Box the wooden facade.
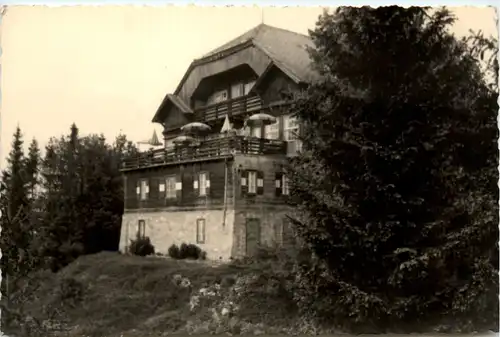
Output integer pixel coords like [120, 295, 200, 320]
[120, 24, 315, 259]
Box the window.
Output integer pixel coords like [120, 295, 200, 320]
[244, 80, 256, 95]
[264, 118, 279, 140]
[198, 172, 210, 196]
[242, 170, 264, 196]
[283, 114, 299, 141]
[137, 220, 146, 238]
[196, 218, 206, 244]
[282, 175, 290, 195]
[231, 83, 244, 99]
[208, 89, 228, 105]
[140, 179, 149, 200]
[166, 176, 176, 199]
[248, 171, 257, 194]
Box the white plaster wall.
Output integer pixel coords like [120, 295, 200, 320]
[119, 209, 235, 261]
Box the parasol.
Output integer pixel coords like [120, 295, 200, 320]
[172, 135, 196, 146]
[180, 122, 211, 134]
[220, 114, 235, 134]
[245, 113, 277, 128]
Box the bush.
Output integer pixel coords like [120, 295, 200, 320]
[128, 236, 155, 257]
[176, 242, 206, 260]
[168, 244, 180, 259]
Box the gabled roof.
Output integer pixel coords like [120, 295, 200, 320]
[153, 24, 318, 125]
[174, 24, 318, 96]
[152, 94, 192, 123]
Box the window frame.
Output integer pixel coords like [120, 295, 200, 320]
[196, 218, 206, 244]
[140, 179, 149, 201]
[248, 170, 257, 194]
[282, 174, 290, 195]
[165, 175, 177, 199]
[231, 83, 244, 99]
[283, 115, 299, 141]
[137, 219, 146, 239]
[208, 89, 228, 105]
[199, 171, 208, 197]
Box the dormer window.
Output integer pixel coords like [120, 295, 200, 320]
[231, 83, 244, 99]
[208, 89, 228, 105]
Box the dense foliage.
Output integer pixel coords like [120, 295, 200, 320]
[0, 123, 139, 333]
[168, 243, 207, 260]
[129, 236, 156, 257]
[287, 6, 498, 333]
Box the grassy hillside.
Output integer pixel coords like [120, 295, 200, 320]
[8, 251, 317, 337]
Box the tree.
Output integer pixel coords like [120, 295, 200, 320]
[0, 127, 41, 330]
[4, 126, 28, 221]
[287, 6, 498, 333]
[25, 138, 41, 202]
[0, 126, 34, 276]
[38, 126, 139, 271]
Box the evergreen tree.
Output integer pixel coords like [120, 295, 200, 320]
[38, 126, 137, 270]
[4, 126, 28, 221]
[0, 127, 33, 276]
[288, 6, 498, 332]
[25, 138, 41, 203]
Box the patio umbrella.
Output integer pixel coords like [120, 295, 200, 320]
[172, 135, 196, 146]
[245, 113, 277, 127]
[181, 122, 211, 134]
[220, 114, 235, 134]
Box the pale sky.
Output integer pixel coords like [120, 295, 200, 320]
[0, 6, 497, 166]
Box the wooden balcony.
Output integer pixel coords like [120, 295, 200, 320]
[121, 135, 286, 171]
[194, 95, 261, 123]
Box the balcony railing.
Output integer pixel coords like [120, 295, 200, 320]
[122, 135, 286, 170]
[194, 95, 262, 122]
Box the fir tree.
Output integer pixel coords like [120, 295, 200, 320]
[25, 138, 41, 203]
[288, 6, 498, 332]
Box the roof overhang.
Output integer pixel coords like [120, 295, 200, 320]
[173, 39, 307, 99]
[173, 39, 255, 97]
[151, 94, 192, 124]
[249, 61, 303, 96]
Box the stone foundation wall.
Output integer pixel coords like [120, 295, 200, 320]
[120, 208, 235, 261]
[232, 205, 293, 258]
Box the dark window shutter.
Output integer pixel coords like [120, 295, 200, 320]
[275, 173, 283, 197]
[176, 174, 182, 200]
[150, 178, 158, 200]
[240, 170, 248, 196]
[145, 179, 150, 200]
[256, 171, 264, 195]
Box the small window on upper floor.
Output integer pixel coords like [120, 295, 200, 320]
[283, 115, 300, 141]
[207, 89, 228, 105]
[231, 83, 244, 99]
[136, 179, 149, 200]
[275, 173, 289, 196]
[194, 172, 211, 197]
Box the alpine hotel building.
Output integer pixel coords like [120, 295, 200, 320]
[119, 24, 318, 260]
